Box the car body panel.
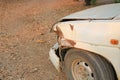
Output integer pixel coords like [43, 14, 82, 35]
[63, 3, 120, 20]
[114, 14, 120, 20]
[50, 3, 120, 80]
[49, 43, 60, 71]
[49, 42, 120, 79]
[52, 20, 120, 79]
[53, 21, 120, 47]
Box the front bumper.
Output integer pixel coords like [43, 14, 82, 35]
[49, 43, 60, 71]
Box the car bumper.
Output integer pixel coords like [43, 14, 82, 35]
[49, 43, 60, 71]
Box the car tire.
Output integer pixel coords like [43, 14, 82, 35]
[64, 49, 117, 80]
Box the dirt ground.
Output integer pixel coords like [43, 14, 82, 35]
[0, 0, 95, 80]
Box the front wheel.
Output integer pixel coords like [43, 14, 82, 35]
[64, 49, 117, 80]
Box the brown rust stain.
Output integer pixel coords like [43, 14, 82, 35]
[66, 39, 76, 46]
[55, 26, 64, 37]
[69, 24, 74, 31]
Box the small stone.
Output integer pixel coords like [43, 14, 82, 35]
[30, 68, 38, 73]
[36, 39, 46, 43]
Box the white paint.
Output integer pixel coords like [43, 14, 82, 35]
[51, 3, 120, 79]
[63, 3, 120, 20]
[49, 43, 60, 71]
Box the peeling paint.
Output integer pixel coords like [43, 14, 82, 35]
[66, 39, 76, 46]
[50, 3, 120, 79]
[55, 26, 64, 38]
[69, 24, 74, 31]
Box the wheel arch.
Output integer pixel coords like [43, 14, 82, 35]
[60, 47, 118, 80]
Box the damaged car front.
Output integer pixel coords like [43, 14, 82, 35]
[49, 3, 120, 80]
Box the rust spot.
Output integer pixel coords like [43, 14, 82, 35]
[55, 26, 64, 37]
[69, 24, 74, 31]
[66, 39, 76, 46]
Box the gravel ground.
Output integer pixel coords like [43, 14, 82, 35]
[0, 0, 94, 80]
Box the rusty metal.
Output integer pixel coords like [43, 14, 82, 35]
[66, 39, 76, 46]
[55, 26, 64, 38]
[50, 3, 120, 80]
[72, 59, 94, 80]
[69, 24, 74, 31]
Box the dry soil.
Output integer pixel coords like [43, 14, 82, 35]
[0, 0, 94, 80]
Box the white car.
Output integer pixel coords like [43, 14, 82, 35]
[49, 3, 120, 80]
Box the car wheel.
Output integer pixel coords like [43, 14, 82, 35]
[64, 49, 117, 80]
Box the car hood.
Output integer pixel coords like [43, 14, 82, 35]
[61, 3, 120, 21]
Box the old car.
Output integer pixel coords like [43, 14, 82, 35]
[49, 3, 120, 80]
